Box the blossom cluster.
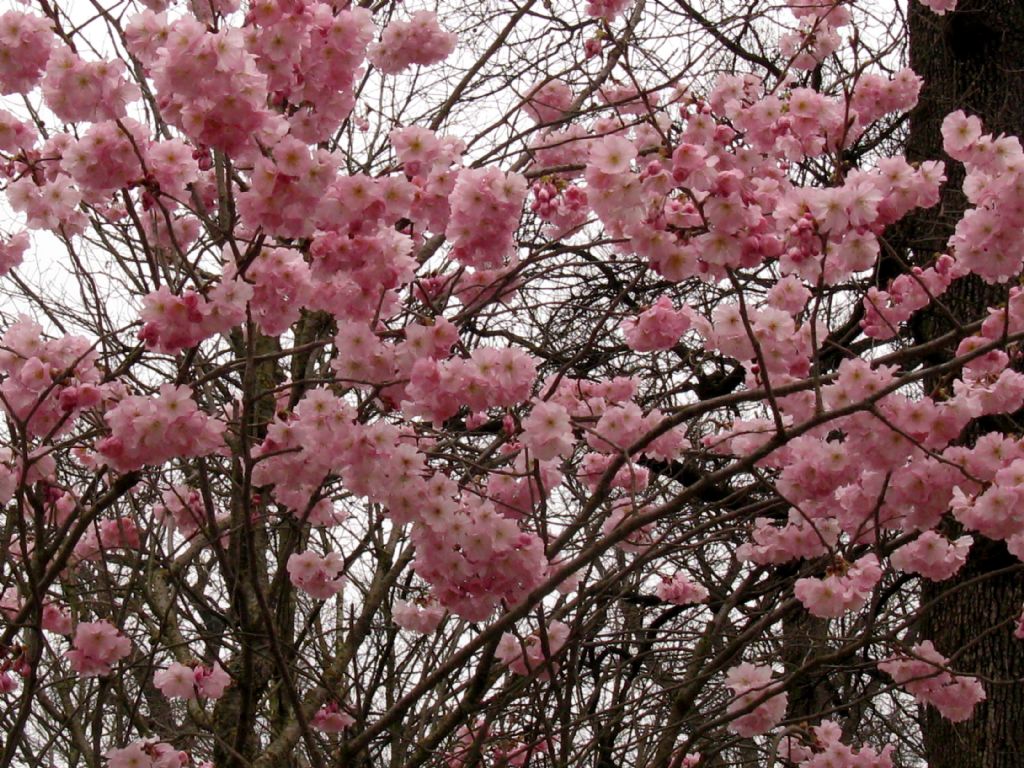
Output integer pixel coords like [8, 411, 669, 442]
[444, 722, 554, 768]
[919, 0, 957, 15]
[621, 296, 695, 352]
[245, 246, 315, 334]
[393, 598, 446, 634]
[739, 512, 840, 565]
[0, 317, 104, 437]
[154, 661, 230, 700]
[129, 14, 283, 155]
[552, 70, 939, 296]
[950, 455, 1024, 554]
[72, 517, 141, 563]
[525, 376, 686, 503]
[286, 550, 346, 599]
[585, 0, 633, 21]
[943, 110, 1024, 282]
[781, 2, 859, 71]
[520, 399, 574, 461]
[793, 554, 882, 618]
[245, 3, 374, 141]
[138, 276, 252, 354]
[105, 740, 188, 768]
[402, 346, 537, 425]
[6, 173, 86, 235]
[524, 80, 574, 124]
[879, 641, 986, 722]
[446, 167, 527, 269]
[252, 388, 357, 516]
[237, 140, 326, 236]
[65, 620, 132, 677]
[63, 120, 149, 200]
[153, 485, 208, 538]
[655, 572, 709, 605]
[0, 591, 72, 639]
[781, 720, 895, 768]
[368, 12, 457, 75]
[0, 109, 34, 153]
[0, 11, 54, 95]
[724, 662, 788, 737]
[97, 385, 225, 472]
[0, 0, 1019, 755]
[861, 255, 962, 340]
[861, 111, 1024, 338]
[411, 495, 549, 621]
[496, 620, 570, 679]
[250, 387, 550, 619]
[602, 502, 656, 553]
[715, 296, 1024, 599]
[890, 532, 972, 581]
[42, 46, 139, 123]
[311, 701, 354, 733]
[530, 179, 589, 237]
[42, 603, 72, 635]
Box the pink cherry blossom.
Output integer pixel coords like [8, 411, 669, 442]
[0, 317, 104, 437]
[286, 550, 346, 599]
[942, 110, 983, 160]
[918, 0, 957, 15]
[0, 0, 1019, 760]
[724, 662, 788, 737]
[794, 554, 882, 618]
[589, 134, 637, 176]
[497, 620, 570, 680]
[891, 532, 972, 581]
[154, 662, 198, 700]
[146, 16, 283, 155]
[42, 47, 139, 123]
[0, 11, 54, 95]
[586, 0, 634, 21]
[0, 109, 35, 153]
[195, 663, 230, 699]
[879, 641, 985, 722]
[41, 603, 72, 635]
[105, 740, 187, 768]
[393, 598, 446, 634]
[153, 485, 207, 538]
[521, 399, 574, 461]
[155, 661, 230, 700]
[446, 167, 527, 269]
[621, 296, 693, 352]
[783, 720, 895, 768]
[369, 12, 457, 75]
[66, 621, 132, 677]
[311, 702, 354, 733]
[524, 80, 575, 124]
[97, 385, 225, 472]
[655, 573, 709, 605]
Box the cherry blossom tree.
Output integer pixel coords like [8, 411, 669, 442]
[0, 0, 1021, 767]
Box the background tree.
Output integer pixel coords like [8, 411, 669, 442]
[903, 2, 1024, 765]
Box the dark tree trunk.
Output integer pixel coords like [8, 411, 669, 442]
[920, 538, 1024, 768]
[781, 565, 833, 722]
[905, 2, 1024, 766]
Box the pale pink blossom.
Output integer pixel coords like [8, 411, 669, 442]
[66, 621, 131, 677]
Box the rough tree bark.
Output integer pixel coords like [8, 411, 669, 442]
[905, 2, 1024, 766]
